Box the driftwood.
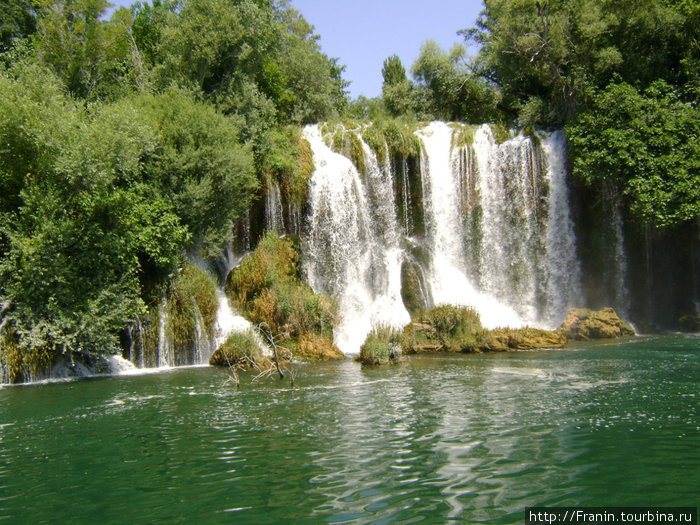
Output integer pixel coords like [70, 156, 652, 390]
[257, 322, 285, 380]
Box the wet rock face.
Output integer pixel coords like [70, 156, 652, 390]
[558, 307, 636, 340]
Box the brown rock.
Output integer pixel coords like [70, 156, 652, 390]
[558, 307, 635, 341]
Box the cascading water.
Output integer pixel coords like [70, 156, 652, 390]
[213, 289, 270, 356]
[417, 122, 524, 329]
[157, 296, 174, 367]
[605, 188, 631, 320]
[540, 130, 582, 325]
[302, 121, 584, 350]
[303, 125, 410, 354]
[265, 179, 285, 233]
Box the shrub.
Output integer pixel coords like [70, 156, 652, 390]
[226, 232, 340, 360]
[209, 331, 267, 368]
[359, 327, 402, 365]
[401, 305, 482, 353]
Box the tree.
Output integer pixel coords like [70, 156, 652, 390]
[156, 0, 346, 138]
[411, 40, 497, 122]
[0, 0, 36, 52]
[34, 0, 135, 100]
[381, 54, 415, 117]
[567, 80, 700, 227]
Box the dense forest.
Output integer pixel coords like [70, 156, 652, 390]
[0, 0, 698, 380]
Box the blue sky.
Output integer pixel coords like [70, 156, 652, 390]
[107, 0, 484, 99]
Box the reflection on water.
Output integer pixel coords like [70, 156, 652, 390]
[0, 336, 698, 524]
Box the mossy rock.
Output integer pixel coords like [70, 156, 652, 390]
[209, 332, 269, 368]
[358, 328, 402, 365]
[558, 307, 636, 340]
[291, 332, 344, 362]
[477, 327, 566, 352]
[401, 305, 483, 354]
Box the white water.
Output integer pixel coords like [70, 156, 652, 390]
[418, 122, 524, 329]
[213, 289, 270, 357]
[303, 125, 410, 354]
[540, 130, 582, 325]
[157, 296, 174, 368]
[265, 179, 285, 233]
[302, 122, 584, 350]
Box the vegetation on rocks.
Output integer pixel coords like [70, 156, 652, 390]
[558, 308, 635, 341]
[358, 327, 402, 366]
[226, 232, 340, 361]
[209, 331, 268, 369]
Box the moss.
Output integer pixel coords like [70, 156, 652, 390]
[167, 263, 217, 364]
[401, 305, 483, 353]
[359, 327, 402, 365]
[519, 125, 542, 149]
[400, 305, 567, 355]
[258, 126, 313, 207]
[209, 331, 268, 368]
[490, 122, 511, 144]
[451, 123, 476, 148]
[363, 118, 421, 163]
[558, 307, 635, 340]
[226, 232, 340, 359]
[291, 332, 344, 362]
[0, 330, 56, 384]
[478, 327, 566, 352]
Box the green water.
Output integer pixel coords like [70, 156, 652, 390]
[1, 336, 698, 524]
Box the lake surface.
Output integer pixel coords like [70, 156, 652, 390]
[1, 336, 698, 524]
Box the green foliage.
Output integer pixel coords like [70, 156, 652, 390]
[362, 118, 421, 164]
[257, 126, 313, 205]
[401, 305, 483, 353]
[156, 0, 347, 138]
[567, 81, 700, 227]
[359, 327, 401, 366]
[167, 263, 218, 353]
[0, 0, 36, 52]
[34, 0, 136, 100]
[411, 40, 499, 123]
[227, 232, 337, 346]
[463, 0, 699, 126]
[209, 331, 266, 368]
[120, 90, 257, 256]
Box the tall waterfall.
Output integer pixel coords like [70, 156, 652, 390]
[302, 122, 583, 352]
[417, 123, 524, 329]
[303, 125, 410, 354]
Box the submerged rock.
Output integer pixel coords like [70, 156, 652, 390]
[558, 307, 635, 340]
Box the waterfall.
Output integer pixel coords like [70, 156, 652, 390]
[417, 122, 524, 329]
[213, 289, 270, 356]
[265, 179, 285, 233]
[193, 308, 212, 365]
[157, 296, 174, 368]
[607, 190, 631, 319]
[296, 122, 586, 350]
[303, 125, 410, 354]
[540, 130, 582, 325]
[213, 289, 254, 347]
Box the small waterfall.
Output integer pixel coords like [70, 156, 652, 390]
[265, 179, 285, 233]
[213, 289, 269, 356]
[540, 130, 582, 325]
[416, 122, 523, 329]
[214, 289, 253, 347]
[607, 189, 631, 319]
[157, 296, 174, 368]
[193, 308, 212, 365]
[303, 125, 410, 354]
